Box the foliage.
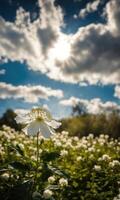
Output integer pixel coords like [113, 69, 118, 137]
[0, 109, 22, 131]
[59, 113, 120, 138]
[0, 125, 120, 200]
[72, 102, 87, 116]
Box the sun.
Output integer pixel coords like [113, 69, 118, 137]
[49, 38, 71, 61]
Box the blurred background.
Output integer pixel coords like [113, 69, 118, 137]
[0, 106, 120, 138]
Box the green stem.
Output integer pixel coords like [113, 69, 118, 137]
[36, 131, 39, 171]
[34, 132, 39, 188]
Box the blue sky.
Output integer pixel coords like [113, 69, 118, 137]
[0, 0, 120, 118]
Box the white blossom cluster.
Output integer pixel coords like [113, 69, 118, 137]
[0, 125, 120, 199]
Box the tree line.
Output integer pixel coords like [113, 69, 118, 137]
[59, 103, 120, 138]
[0, 108, 120, 138]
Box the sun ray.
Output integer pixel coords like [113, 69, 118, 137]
[49, 37, 71, 61]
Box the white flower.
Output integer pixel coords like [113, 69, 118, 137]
[88, 147, 95, 152]
[76, 156, 83, 162]
[97, 149, 100, 153]
[15, 108, 61, 137]
[88, 134, 94, 139]
[31, 155, 36, 161]
[94, 165, 101, 171]
[109, 160, 120, 167]
[1, 173, 10, 180]
[43, 189, 53, 199]
[61, 131, 69, 136]
[59, 178, 68, 187]
[18, 143, 24, 150]
[105, 135, 109, 139]
[89, 154, 94, 159]
[102, 154, 111, 161]
[73, 136, 79, 142]
[60, 149, 68, 156]
[13, 141, 18, 146]
[54, 141, 62, 147]
[48, 176, 56, 183]
[64, 141, 72, 148]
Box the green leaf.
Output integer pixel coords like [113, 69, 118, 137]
[48, 165, 70, 178]
[32, 191, 42, 200]
[9, 161, 30, 171]
[46, 185, 59, 190]
[16, 144, 24, 156]
[50, 197, 56, 200]
[41, 151, 60, 162]
[7, 145, 18, 153]
[0, 168, 9, 173]
[8, 180, 33, 200]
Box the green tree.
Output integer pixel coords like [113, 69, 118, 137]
[72, 102, 87, 116]
[0, 109, 22, 131]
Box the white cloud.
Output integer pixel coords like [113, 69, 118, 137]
[60, 96, 80, 107]
[53, 0, 120, 85]
[0, 0, 120, 85]
[60, 97, 120, 114]
[0, 82, 63, 103]
[0, 69, 5, 75]
[106, 0, 120, 36]
[79, 0, 101, 18]
[114, 85, 120, 99]
[73, 14, 78, 19]
[43, 104, 50, 111]
[0, 0, 65, 74]
[14, 108, 29, 115]
[79, 82, 88, 87]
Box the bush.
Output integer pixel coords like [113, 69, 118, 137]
[59, 113, 120, 138]
[0, 125, 120, 200]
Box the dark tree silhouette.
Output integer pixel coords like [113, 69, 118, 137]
[0, 109, 22, 131]
[72, 102, 87, 116]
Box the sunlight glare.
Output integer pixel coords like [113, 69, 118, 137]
[49, 38, 71, 61]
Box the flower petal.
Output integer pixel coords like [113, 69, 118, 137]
[15, 114, 32, 124]
[22, 126, 29, 135]
[22, 121, 52, 137]
[45, 120, 61, 129]
[39, 122, 53, 138]
[23, 121, 41, 136]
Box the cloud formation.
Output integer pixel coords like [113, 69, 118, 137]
[0, 0, 120, 85]
[0, 0, 65, 74]
[0, 69, 5, 75]
[114, 85, 120, 99]
[60, 97, 120, 114]
[79, 0, 101, 19]
[0, 82, 63, 103]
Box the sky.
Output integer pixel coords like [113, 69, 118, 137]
[0, 0, 120, 119]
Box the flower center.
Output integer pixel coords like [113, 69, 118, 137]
[36, 117, 43, 122]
